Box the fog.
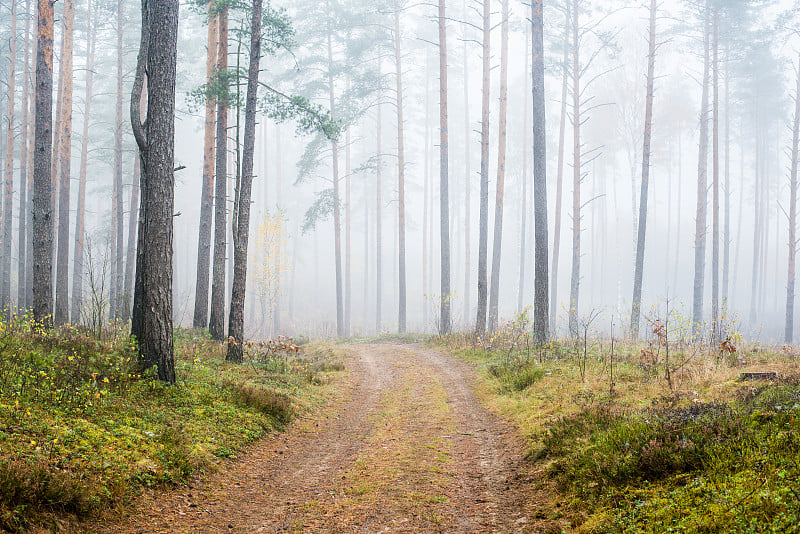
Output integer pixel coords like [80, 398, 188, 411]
[3, 0, 800, 342]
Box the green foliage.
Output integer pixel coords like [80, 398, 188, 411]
[0, 320, 342, 531]
[301, 188, 336, 233]
[261, 92, 340, 140]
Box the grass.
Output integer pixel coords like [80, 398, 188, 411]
[433, 317, 800, 533]
[0, 317, 344, 532]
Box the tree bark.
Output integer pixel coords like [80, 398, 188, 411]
[475, 0, 490, 336]
[710, 6, 720, 341]
[2, 0, 17, 316]
[630, 0, 657, 338]
[226, 0, 262, 363]
[193, 3, 218, 329]
[33, 0, 55, 324]
[395, 0, 407, 334]
[209, 6, 228, 340]
[345, 114, 351, 336]
[518, 27, 529, 315]
[438, 0, 450, 335]
[123, 156, 140, 321]
[71, 0, 96, 322]
[462, 4, 471, 327]
[786, 53, 800, 344]
[568, 0, 581, 337]
[17, 0, 32, 311]
[692, 4, 711, 337]
[722, 44, 730, 307]
[54, 0, 75, 324]
[131, 0, 178, 383]
[532, 0, 548, 344]
[550, 5, 569, 332]
[375, 62, 382, 333]
[488, 0, 508, 333]
[326, 25, 344, 338]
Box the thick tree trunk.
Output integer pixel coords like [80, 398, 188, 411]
[1, 0, 17, 316]
[438, 0, 450, 335]
[785, 54, 800, 344]
[692, 5, 711, 337]
[550, 5, 569, 332]
[630, 0, 657, 338]
[395, 1, 407, 334]
[17, 0, 32, 311]
[33, 0, 55, 324]
[193, 3, 218, 329]
[568, 0, 580, 337]
[487, 0, 508, 333]
[209, 7, 228, 340]
[71, 0, 96, 322]
[226, 0, 262, 363]
[54, 0, 75, 324]
[475, 0, 490, 336]
[131, 0, 178, 383]
[531, 0, 548, 344]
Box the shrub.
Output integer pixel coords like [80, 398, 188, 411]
[228, 383, 294, 425]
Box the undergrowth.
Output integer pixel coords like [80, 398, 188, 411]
[0, 317, 344, 532]
[433, 313, 800, 533]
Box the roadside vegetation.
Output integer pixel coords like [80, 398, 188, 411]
[435, 309, 800, 533]
[0, 317, 343, 532]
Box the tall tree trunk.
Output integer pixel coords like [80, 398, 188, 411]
[710, 6, 720, 341]
[518, 27, 530, 315]
[54, 0, 75, 324]
[722, 44, 730, 306]
[25, 43, 35, 311]
[33, 0, 55, 324]
[226, 0, 262, 362]
[272, 124, 282, 334]
[345, 115, 351, 335]
[488, 0, 508, 333]
[71, 0, 96, 322]
[17, 0, 32, 311]
[375, 63, 382, 333]
[550, 5, 569, 332]
[131, 0, 178, 383]
[209, 6, 228, 340]
[630, 0, 657, 338]
[326, 27, 344, 338]
[2, 0, 17, 316]
[423, 56, 430, 329]
[475, 0, 490, 336]
[786, 53, 800, 344]
[462, 6, 471, 327]
[692, 4, 711, 337]
[438, 0, 450, 335]
[193, 3, 218, 329]
[532, 0, 548, 344]
[110, 0, 124, 319]
[394, 0, 407, 333]
[123, 157, 140, 321]
[568, 0, 580, 337]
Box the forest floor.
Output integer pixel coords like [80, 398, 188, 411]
[75, 343, 556, 533]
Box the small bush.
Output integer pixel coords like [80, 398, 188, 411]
[229, 383, 294, 425]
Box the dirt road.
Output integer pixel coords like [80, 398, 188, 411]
[84, 343, 550, 533]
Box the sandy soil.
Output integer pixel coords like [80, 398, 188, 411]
[76, 343, 555, 533]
